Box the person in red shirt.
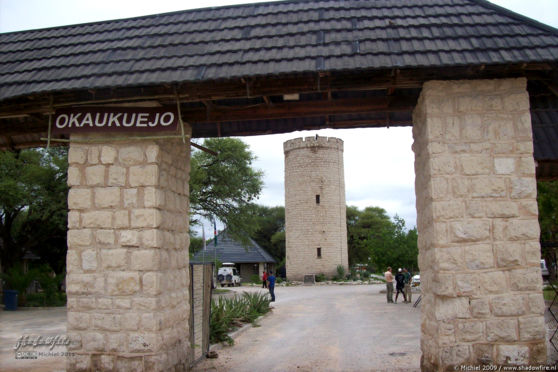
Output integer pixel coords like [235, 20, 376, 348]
[262, 271, 268, 288]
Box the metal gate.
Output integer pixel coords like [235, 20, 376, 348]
[189, 263, 213, 366]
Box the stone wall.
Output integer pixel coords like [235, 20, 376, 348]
[284, 136, 349, 281]
[66, 134, 191, 371]
[413, 78, 546, 369]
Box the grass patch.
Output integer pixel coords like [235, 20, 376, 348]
[544, 289, 556, 301]
[213, 289, 232, 295]
[210, 291, 271, 345]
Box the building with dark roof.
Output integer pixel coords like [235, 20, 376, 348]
[190, 230, 276, 282]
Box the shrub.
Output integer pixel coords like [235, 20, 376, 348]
[315, 273, 327, 282]
[250, 274, 262, 284]
[210, 291, 271, 345]
[336, 265, 346, 279]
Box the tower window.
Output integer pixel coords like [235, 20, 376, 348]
[317, 247, 322, 258]
[316, 194, 320, 204]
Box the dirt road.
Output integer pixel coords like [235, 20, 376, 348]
[195, 284, 421, 372]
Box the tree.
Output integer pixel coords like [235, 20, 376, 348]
[250, 205, 285, 262]
[189, 138, 264, 237]
[0, 148, 68, 274]
[538, 180, 558, 280]
[346, 206, 418, 273]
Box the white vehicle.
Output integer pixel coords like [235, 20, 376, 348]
[217, 263, 242, 287]
[541, 260, 549, 278]
[411, 274, 420, 287]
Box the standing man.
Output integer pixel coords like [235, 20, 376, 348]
[403, 268, 412, 303]
[267, 271, 276, 302]
[394, 268, 407, 304]
[384, 267, 394, 303]
[262, 270, 268, 289]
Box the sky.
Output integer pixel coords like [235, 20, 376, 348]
[1, 0, 557, 234]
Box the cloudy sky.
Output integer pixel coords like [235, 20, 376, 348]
[1, 0, 557, 233]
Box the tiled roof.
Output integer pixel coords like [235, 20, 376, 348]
[190, 230, 276, 264]
[1, 0, 558, 101]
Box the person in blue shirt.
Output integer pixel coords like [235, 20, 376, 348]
[267, 271, 276, 302]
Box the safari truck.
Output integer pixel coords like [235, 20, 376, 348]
[217, 263, 241, 287]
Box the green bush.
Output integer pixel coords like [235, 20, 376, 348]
[1, 264, 65, 307]
[361, 271, 370, 279]
[210, 291, 271, 345]
[249, 274, 262, 284]
[315, 273, 327, 282]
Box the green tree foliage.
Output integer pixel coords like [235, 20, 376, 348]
[538, 180, 558, 243]
[189, 138, 264, 237]
[346, 206, 418, 273]
[538, 180, 558, 279]
[250, 205, 285, 262]
[0, 148, 68, 273]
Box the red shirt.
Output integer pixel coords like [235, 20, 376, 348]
[262, 272, 268, 281]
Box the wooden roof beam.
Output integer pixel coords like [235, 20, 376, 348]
[181, 96, 416, 123]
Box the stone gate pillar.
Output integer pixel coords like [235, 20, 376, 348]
[65, 133, 191, 371]
[413, 78, 546, 370]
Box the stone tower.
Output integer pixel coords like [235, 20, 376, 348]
[284, 136, 349, 281]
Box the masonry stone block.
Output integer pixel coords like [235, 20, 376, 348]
[470, 298, 491, 318]
[131, 208, 162, 228]
[67, 166, 82, 186]
[511, 178, 537, 199]
[129, 164, 159, 186]
[486, 319, 518, 342]
[68, 189, 92, 209]
[473, 343, 494, 364]
[461, 156, 491, 175]
[141, 229, 164, 248]
[507, 219, 540, 240]
[450, 222, 490, 243]
[123, 188, 138, 207]
[131, 250, 161, 271]
[519, 316, 545, 341]
[81, 250, 97, 271]
[470, 178, 506, 198]
[494, 158, 515, 174]
[107, 272, 140, 295]
[68, 229, 92, 247]
[496, 345, 529, 365]
[143, 272, 162, 296]
[95, 230, 115, 245]
[491, 295, 525, 316]
[102, 249, 127, 269]
[100, 146, 117, 164]
[94, 187, 120, 208]
[82, 211, 112, 228]
[479, 271, 507, 294]
[114, 210, 129, 228]
[509, 268, 542, 291]
[434, 297, 470, 321]
[495, 242, 522, 267]
[464, 244, 494, 269]
[121, 313, 140, 331]
[85, 165, 105, 186]
[118, 146, 145, 166]
[107, 166, 126, 186]
[120, 230, 139, 246]
[455, 273, 477, 296]
[93, 313, 121, 331]
[69, 147, 87, 164]
[457, 321, 484, 342]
